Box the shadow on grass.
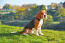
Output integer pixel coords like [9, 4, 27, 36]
[0, 33, 36, 37]
[0, 32, 23, 37]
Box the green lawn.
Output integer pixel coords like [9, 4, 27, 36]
[0, 25, 65, 43]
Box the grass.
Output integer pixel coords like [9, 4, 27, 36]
[0, 25, 65, 43]
[52, 22, 60, 24]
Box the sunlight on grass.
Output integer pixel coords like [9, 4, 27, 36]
[52, 22, 60, 24]
[0, 25, 65, 43]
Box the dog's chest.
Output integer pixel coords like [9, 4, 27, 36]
[38, 19, 43, 26]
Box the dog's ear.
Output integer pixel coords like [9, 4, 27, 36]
[36, 10, 44, 19]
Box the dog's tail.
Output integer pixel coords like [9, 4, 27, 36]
[10, 31, 24, 34]
[11, 31, 17, 33]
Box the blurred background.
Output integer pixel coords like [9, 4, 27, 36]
[0, 0, 65, 30]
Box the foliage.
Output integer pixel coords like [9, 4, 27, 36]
[37, 5, 46, 10]
[43, 15, 53, 28]
[3, 4, 12, 9]
[55, 17, 65, 30]
[63, 2, 65, 8]
[47, 6, 65, 21]
[2, 5, 47, 20]
[15, 5, 46, 20]
[56, 6, 65, 17]
[12, 5, 20, 10]
[16, 6, 26, 11]
[51, 3, 58, 9]
[1, 4, 65, 30]
[0, 21, 2, 25]
[47, 9, 57, 20]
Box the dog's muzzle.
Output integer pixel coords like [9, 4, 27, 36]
[43, 13, 47, 18]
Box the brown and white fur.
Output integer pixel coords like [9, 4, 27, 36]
[11, 10, 47, 36]
[21, 10, 47, 36]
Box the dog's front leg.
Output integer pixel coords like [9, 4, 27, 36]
[36, 29, 39, 36]
[39, 27, 44, 35]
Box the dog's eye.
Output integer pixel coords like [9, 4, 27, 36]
[43, 13, 45, 16]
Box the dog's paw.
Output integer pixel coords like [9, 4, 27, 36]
[36, 34, 39, 36]
[40, 33, 44, 36]
[36, 35, 39, 36]
[23, 33, 28, 35]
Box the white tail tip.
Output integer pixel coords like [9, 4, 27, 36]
[11, 31, 17, 33]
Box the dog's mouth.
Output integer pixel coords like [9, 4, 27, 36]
[44, 15, 46, 18]
[43, 13, 47, 18]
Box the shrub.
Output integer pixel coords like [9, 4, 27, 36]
[43, 15, 53, 28]
[0, 21, 2, 25]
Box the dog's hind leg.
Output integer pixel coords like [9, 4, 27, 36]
[22, 29, 29, 35]
[22, 28, 32, 35]
[31, 28, 35, 34]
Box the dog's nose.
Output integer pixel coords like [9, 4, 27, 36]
[44, 15, 46, 18]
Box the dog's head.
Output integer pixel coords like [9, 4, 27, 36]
[42, 10, 47, 19]
[36, 10, 47, 19]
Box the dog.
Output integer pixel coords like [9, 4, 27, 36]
[20, 10, 47, 36]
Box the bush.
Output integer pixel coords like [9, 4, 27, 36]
[0, 21, 2, 25]
[54, 17, 65, 30]
[43, 15, 53, 28]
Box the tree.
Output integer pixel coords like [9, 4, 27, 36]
[51, 3, 58, 9]
[63, 2, 65, 8]
[14, 5, 46, 20]
[25, 5, 46, 19]
[12, 5, 20, 10]
[3, 4, 11, 9]
[43, 15, 53, 28]
[56, 6, 65, 17]
[37, 5, 46, 10]
[0, 20, 1, 25]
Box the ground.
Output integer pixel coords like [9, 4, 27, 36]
[0, 25, 65, 43]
